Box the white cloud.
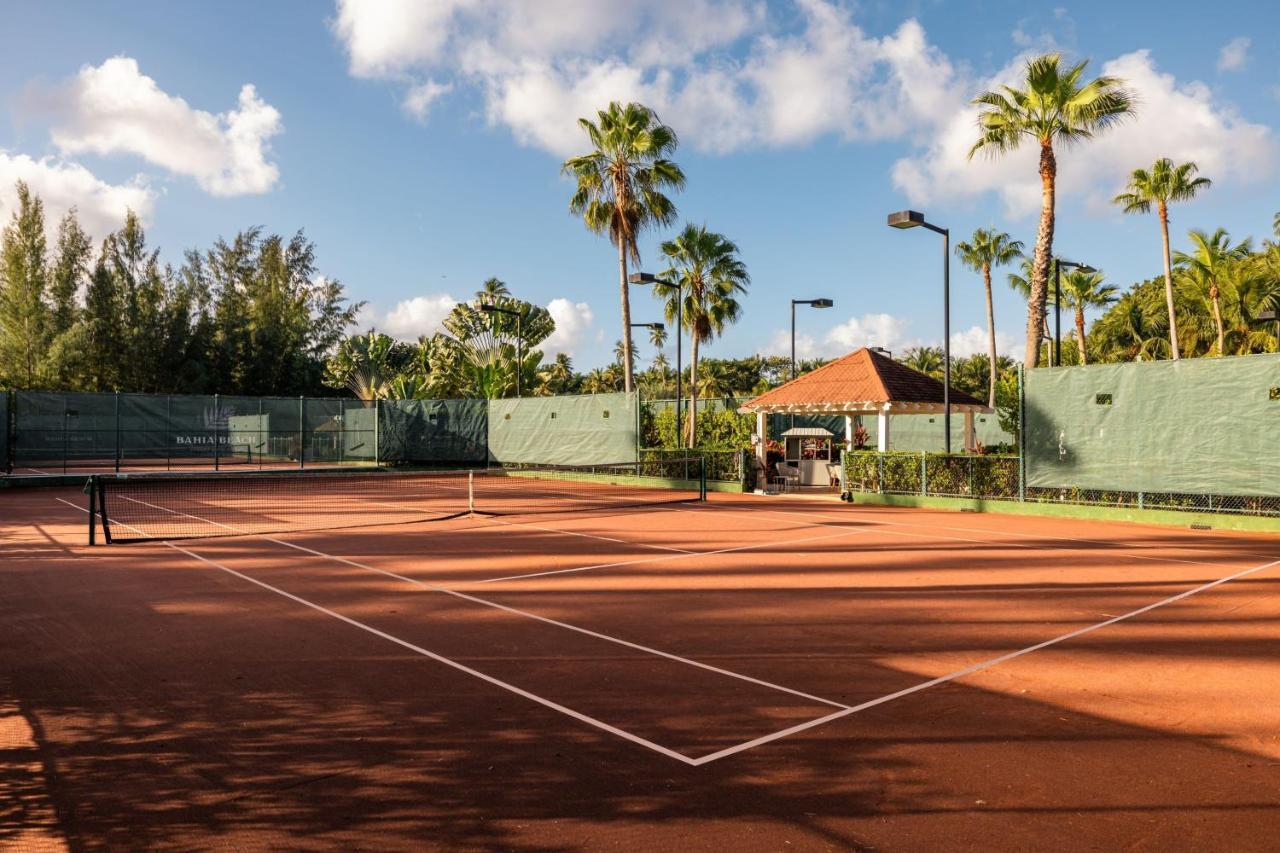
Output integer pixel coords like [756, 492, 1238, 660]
[1217, 37, 1250, 72]
[331, 0, 966, 156]
[543, 297, 596, 355]
[826, 312, 920, 354]
[402, 79, 452, 120]
[380, 293, 459, 339]
[948, 325, 1020, 359]
[893, 49, 1277, 217]
[43, 57, 282, 196]
[0, 150, 154, 240]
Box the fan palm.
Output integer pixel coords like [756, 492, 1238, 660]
[969, 53, 1134, 368]
[656, 224, 750, 448]
[1172, 228, 1249, 356]
[476, 277, 510, 304]
[562, 102, 685, 393]
[955, 228, 1024, 406]
[1113, 159, 1211, 359]
[1057, 269, 1118, 364]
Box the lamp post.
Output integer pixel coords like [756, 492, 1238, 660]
[888, 209, 953, 453]
[629, 273, 682, 430]
[1053, 258, 1096, 367]
[790, 298, 834, 428]
[479, 303, 523, 397]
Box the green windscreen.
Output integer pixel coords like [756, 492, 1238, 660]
[1025, 354, 1280, 496]
[379, 398, 488, 465]
[489, 392, 638, 465]
[0, 391, 9, 472]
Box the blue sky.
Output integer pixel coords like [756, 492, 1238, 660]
[2, 0, 1278, 371]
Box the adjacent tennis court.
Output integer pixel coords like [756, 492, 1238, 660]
[2, 469, 1278, 850]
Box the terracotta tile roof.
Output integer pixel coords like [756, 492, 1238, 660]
[741, 347, 987, 411]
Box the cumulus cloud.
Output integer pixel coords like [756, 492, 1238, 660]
[402, 79, 453, 120]
[378, 293, 459, 339]
[1217, 37, 1250, 72]
[542, 297, 597, 355]
[948, 325, 1021, 359]
[892, 49, 1277, 217]
[0, 150, 154, 239]
[331, 0, 966, 156]
[41, 56, 282, 196]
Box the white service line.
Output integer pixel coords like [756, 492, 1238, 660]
[677, 503, 1253, 571]
[98, 497, 849, 710]
[687, 553, 1280, 765]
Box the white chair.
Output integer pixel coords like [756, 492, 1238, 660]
[827, 462, 843, 489]
[775, 462, 801, 492]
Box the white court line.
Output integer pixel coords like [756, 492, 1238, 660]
[485, 516, 695, 554]
[57, 497, 1280, 765]
[675, 503, 1251, 571]
[687, 554, 1280, 765]
[104, 496, 848, 710]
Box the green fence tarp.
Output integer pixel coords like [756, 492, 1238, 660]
[488, 392, 638, 465]
[1026, 354, 1280, 495]
[0, 391, 8, 472]
[378, 398, 488, 465]
[864, 412, 1011, 452]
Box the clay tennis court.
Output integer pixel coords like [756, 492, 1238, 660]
[3, 477, 1279, 850]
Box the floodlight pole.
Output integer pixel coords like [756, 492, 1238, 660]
[887, 210, 951, 453]
[790, 298, 834, 429]
[1053, 258, 1094, 367]
[629, 274, 682, 436]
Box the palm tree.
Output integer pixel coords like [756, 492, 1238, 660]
[969, 53, 1134, 368]
[656, 224, 749, 447]
[901, 346, 944, 377]
[1090, 282, 1171, 362]
[476, 277, 510, 304]
[562, 102, 685, 394]
[536, 352, 574, 396]
[1113, 159, 1211, 359]
[1173, 228, 1249, 356]
[696, 361, 730, 398]
[1057, 269, 1118, 364]
[954, 228, 1024, 407]
[648, 323, 668, 351]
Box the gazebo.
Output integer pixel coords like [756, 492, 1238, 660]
[739, 347, 990, 480]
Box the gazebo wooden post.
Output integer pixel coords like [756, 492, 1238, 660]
[755, 411, 767, 466]
[843, 414, 853, 450]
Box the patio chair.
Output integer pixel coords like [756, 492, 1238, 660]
[774, 462, 801, 493]
[826, 462, 843, 489]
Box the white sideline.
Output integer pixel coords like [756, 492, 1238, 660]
[100, 496, 850, 710]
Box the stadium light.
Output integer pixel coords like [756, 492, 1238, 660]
[630, 273, 683, 431]
[479, 303, 523, 397]
[888, 209, 952, 453]
[1054, 258, 1095, 367]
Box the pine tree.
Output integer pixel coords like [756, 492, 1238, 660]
[0, 182, 51, 388]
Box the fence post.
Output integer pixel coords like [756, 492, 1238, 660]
[877, 452, 885, 494]
[1017, 364, 1026, 502]
[374, 398, 381, 467]
[298, 396, 306, 469]
[165, 395, 172, 471]
[87, 476, 96, 546]
[1138, 491, 1145, 510]
[113, 391, 121, 473]
[213, 393, 220, 471]
[920, 452, 928, 497]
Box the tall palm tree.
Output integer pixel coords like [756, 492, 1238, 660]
[1057, 269, 1118, 364]
[536, 352, 574, 396]
[1173, 228, 1249, 356]
[1113, 159, 1211, 359]
[969, 53, 1134, 368]
[656, 224, 749, 448]
[648, 323, 668, 351]
[954, 228, 1024, 407]
[476, 277, 510, 304]
[562, 102, 685, 394]
[1089, 284, 1170, 362]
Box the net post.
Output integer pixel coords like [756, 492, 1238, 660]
[213, 393, 221, 471]
[298, 396, 305, 469]
[87, 476, 96, 546]
[699, 455, 707, 501]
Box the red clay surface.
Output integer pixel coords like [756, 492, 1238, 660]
[2, 485, 1279, 850]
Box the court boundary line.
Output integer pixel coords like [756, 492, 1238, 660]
[52, 497, 1280, 765]
[90, 496, 851, 709]
[53, 496, 847, 765]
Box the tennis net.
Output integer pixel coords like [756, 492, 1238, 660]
[88, 458, 706, 544]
